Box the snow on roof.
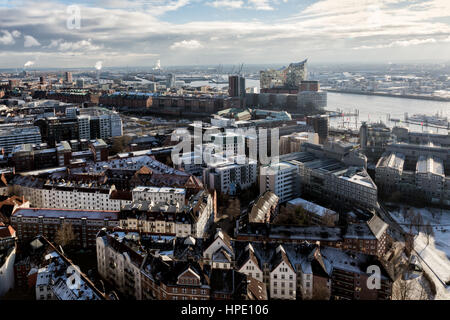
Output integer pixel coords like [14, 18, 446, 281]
[287, 198, 336, 217]
[13, 208, 119, 220]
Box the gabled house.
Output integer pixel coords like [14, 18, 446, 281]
[203, 229, 234, 269]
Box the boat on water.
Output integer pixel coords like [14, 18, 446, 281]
[406, 113, 448, 126]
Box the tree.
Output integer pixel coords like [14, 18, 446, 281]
[274, 205, 312, 226]
[322, 210, 336, 227]
[55, 223, 76, 248]
[111, 136, 132, 154]
[424, 222, 434, 246]
[224, 198, 241, 219]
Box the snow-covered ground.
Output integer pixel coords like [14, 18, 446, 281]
[389, 206, 450, 299]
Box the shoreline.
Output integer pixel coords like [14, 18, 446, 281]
[325, 89, 450, 102]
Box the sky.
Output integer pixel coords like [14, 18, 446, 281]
[0, 0, 450, 68]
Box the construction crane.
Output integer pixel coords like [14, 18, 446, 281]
[237, 63, 244, 76]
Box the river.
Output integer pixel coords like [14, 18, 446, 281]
[183, 79, 449, 133]
[327, 92, 449, 133]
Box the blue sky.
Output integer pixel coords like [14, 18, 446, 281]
[0, 0, 450, 68]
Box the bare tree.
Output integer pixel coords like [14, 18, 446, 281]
[55, 223, 76, 248]
[424, 222, 434, 246]
[322, 211, 336, 227]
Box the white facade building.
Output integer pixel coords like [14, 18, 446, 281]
[132, 186, 186, 206]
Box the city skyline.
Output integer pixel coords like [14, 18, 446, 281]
[1, 0, 450, 68]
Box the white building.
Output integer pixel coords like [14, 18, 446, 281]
[269, 245, 296, 300]
[236, 243, 264, 283]
[203, 156, 257, 195]
[120, 190, 214, 238]
[96, 231, 144, 300]
[77, 115, 91, 140]
[11, 177, 131, 211]
[132, 186, 186, 206]
[259, 162, 299, 203]
[203, 230, 234, 269]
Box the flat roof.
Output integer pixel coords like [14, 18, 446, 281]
[13, 208, 119, 220]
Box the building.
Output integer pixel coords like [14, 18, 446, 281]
[34, 117, 79, 146]
[31, 236, 105, 300]
[11, 175, 131, 210]
[342, 215, 389, 256]
[375, 152, 405, 194]
[233, 240, 392, 300]
[392, 126, 450, 148]
[280, 132, 319, 155]
[375, 151, 449, 204]
[259, 162, 299, 203]
[297, 91, 327, 111]
[203, 157, 257, 195]
[166, 74, 176, 88]
[132, 186, 186, 206]
[359, 122, 392, 161]
[119, 190, 214, 238]
[0, 126, 42, 154]
[65, 72, 73, 83]
[11, 208, 119, 248]
[286, 198, 338, 226]
[416, 155, 445, 202]
[248, 192, 279, 224]
[260, 60, 307, 90]
[260, 143, 376, 209]
[203, 229, 234, 269]
[321, 246, 392, 300]
[97, 229, 211, 300]
[0, 223, 16, 297]
[78, 107, 123, 139]
[96, 230, 145, 299]
[306, 115, 329, 144]
[229, 75, 246, 98]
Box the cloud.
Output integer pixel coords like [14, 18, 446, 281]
[170, 39, 203, 50]
[24, 60, 35, 67]
[44, 39, 103, 51]
[247, 0, 274, 11]
[209, 0, 244, 9]
[24, 35, 41, 47]
[0, 30, 15, 45]
[0, 0, 449, 66]
[11, 30, 21, 38]
[353, 37, 439, 50]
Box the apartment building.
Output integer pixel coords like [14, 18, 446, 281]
[11, 208, 119, 247]
[76, 107, 123, 140]
[416, 155, 445, 201]
[375, 151, 448, 204]
[203, 229, 234, 269]
[259, 161, 298, 203]
[0, 125, 42, 154]
[119, 190, 214, 238]
[280, 132, 319, 155]
[30, 236, 105, 300]
[260, 143, 377, 209]
[97, 229, 211, 300]
[96, 231, 144, 299]
[11, 176, 132, 211]
[375, 152, 405, 193]
[236, 211, 389, 257]
[203, 156, 257, 195]
[132, 186, 186, 206]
